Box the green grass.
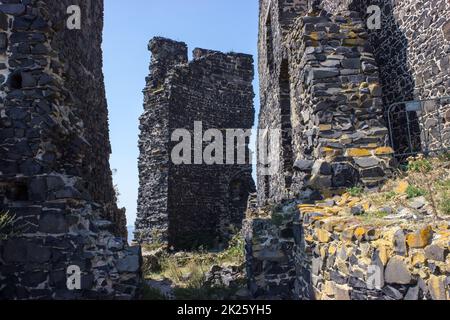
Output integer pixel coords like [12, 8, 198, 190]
[359, 210, 389, 224]
[406, 185, 427, 199]
[440, 198, 450, 215]
[347, 186, 364, 197]
[407, 157, 432, 173]
[385, 191, 397, 200]
[436, 179, 450, 215]
[438, 152, 450, 162]
[144, 234, 246, 300]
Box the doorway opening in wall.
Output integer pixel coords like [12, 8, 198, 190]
[264, 171, 270, 200]
[266, 15, 274, 71]
[279, 59, 293, 191]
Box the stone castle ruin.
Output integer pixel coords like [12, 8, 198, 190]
[0, 0, 448, 301]
[245, 0, 450, 300]
[0, 1, 140, 299]
[135, 38, 255, 250]
[257, 0, 450, 205]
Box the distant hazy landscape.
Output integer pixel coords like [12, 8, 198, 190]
[127, 226, 135, 244]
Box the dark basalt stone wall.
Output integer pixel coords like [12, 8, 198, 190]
[0, 0, 140, 300]
[136, 37, 255, 250]
[257, 0, 394, 205]
[322, 0, 450, 156]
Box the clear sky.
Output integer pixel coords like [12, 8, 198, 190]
[103, 0, 260, 227]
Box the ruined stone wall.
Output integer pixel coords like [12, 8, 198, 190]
[257, 0, 309, 206]
[257, 0, 394, 205]
[322, 0, 450, 156]
[136, 38, 255, 250]
[0, 0, 140, 300]
[245, 196, 450, 300]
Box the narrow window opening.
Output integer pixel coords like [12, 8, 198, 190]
[264, 171, 270, 201]
[279, 59, 293, 191]
[266, 15, 274, 71]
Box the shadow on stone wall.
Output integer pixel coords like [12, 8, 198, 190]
[352, 0, 421, 158]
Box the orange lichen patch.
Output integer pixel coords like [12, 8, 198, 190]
[395, 180, 409, 194]
[374, 146, 395, 155]
[406, 226, 433, 248]
[346, 148, 371, 157]
[354, 227, 367, 241]
[305, 235, 315, 243]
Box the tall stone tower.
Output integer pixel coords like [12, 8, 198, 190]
[0, 0, 140, 299]
[257, 0, 449, 205]
[259, 0, 424, 205]
[136, 37, 255, 250]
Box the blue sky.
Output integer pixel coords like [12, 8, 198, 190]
[103, 0, 260, 227]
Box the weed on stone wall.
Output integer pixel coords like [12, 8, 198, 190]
[0, 212, 18, 241]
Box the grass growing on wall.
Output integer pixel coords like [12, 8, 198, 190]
[0, 212, 17, 241]
[142, 234, 246, 300]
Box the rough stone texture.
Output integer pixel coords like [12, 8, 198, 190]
[0, 0, 141, 299]
[136, 37, 255, 250]
[322, 0, 450, 157]
[245, 192, 450, 300]
[257, 0, 396, 205]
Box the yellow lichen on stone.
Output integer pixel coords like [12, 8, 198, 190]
[348, 31, 358, 39]
[395, 180, 409, 194]
[428, 275, 448, 300]
[411, 252, 426, 266]
[347, 198, 361, 208]
[316, 229, 332, 243]
[362, 202, 371, 212]
[378, 245, 389, 266]
[308, 31, 320, 41]
[328, 245, 337, 255]
[354, 227, 366, 241]
[319, 124, 333, 131]
[374, 146, 395, 155]
[406, 226, 433, 248]
[346, 148, 371, 157]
